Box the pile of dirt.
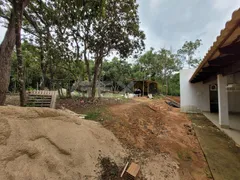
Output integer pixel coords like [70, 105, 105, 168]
[0, 106, 127, 180]
[103, 98, 210, 180]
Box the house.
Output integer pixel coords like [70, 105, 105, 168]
[180, 9, 240, 131]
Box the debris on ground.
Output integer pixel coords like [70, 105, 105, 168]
[120, 161, 129, 177]
[126, 162, 141, 179]
[147, 94, 153, 99]
[184, 123, 196, 136]
[165, 100, 180, 108]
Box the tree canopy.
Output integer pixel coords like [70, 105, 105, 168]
[0, 0, 203, 103]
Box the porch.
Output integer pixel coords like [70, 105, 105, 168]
[203, 112, 240, 145]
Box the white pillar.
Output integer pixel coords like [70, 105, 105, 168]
[217, 74, 229, 128]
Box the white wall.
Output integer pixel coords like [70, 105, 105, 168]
[180, 70, 240, 113]
[227, 72, 240, 112]
[180, 69, 210, 113]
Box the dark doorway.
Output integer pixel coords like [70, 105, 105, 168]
[209, 84, 219, 113]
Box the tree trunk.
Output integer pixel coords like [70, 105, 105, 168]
[39, 35, 47, 90]
[0, 0, 29, 105]
[66, 81, 72, 98]
[97, 61, 103, 98]
[46, 28, 53, 90]
[91, 57, 102, 98]
[14, 0, 26, 106]
[0, 13, 16, 105]
[84, 41, 91, 82]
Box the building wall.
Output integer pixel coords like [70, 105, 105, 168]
[180, 69, 210, 113]
[180, 70, 240, 113]
[227, 72, 240, 112]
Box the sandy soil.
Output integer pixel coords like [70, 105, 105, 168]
[0, 106, 127, 180]
[103, 97, 210, 180]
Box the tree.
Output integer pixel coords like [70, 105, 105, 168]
[13, 0, 26, 106]
[137, 47, 157, 80]
[177, 39, 202, 68]
[0, 0, 29, 105]
[82, 0, 145, 98]
[0, 0, 101, 104]
[168, 73, 180, 96]
[10, 41, 41, 91]
[102, 57, 133, 91]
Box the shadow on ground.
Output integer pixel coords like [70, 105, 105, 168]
[189, 113, 240, 180]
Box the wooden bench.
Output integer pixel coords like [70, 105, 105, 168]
[26, 90, 57, 108]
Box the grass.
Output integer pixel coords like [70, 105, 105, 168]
[177, 150, 192, 161]
[84, 107, 113, 122]
[85, 111, 101, 120]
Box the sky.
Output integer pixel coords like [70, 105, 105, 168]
[1, 1, 240, 59]
[137, 0, 240, 58]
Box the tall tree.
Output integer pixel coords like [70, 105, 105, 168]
[0, 0, 29, 105]
[102, 57, 133, 91]
[82, 0, 145, 98]
[156, 48, 180, 94]
[177, 39, 202, 68]
[13, 0, 26, 106]
[138, 47, 157, 80]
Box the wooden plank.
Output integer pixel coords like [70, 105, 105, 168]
[50, 91, 57, 108]
[27, 90, 57, 109]
[28, 94, 52, 97]
[126, 162, 140, 178]
[121, 162, 129, 177]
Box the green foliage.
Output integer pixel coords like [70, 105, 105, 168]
[103, 57, 132, 81]
[85, 111, 101, 120]
[178, 39, 202, 68]
[168, 73, 180, 96]
[136, 48, 181, 81]
[133, 47, 181, 95]
[10, 41, 41, 91]
[0, 0, 202, 99]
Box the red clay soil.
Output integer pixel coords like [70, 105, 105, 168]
[103, 97, 210, 180]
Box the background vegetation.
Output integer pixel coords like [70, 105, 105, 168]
[0, 0, 202, 105]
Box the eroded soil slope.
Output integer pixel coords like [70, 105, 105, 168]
[103, 98, 211, 180]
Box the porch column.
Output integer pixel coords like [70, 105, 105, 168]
[217, 74, 229, 128]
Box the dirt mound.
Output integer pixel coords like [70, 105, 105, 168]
[103, 98, 209, 180]
[0, 106, 127, 180]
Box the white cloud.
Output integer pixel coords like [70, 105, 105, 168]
[149, 0, 164, 10]
[213, 0, 240, 11]
[137, 0, 240, 58]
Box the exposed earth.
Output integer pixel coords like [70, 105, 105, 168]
[1, 95, 211, 179]
[0, 106, 127, 180]
[57, 96, 211, 180]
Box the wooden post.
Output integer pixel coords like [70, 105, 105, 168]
[142, 80, 144, 96]
[147, 82, 150, 95]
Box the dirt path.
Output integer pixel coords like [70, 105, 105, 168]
[190, 114, 240, 180]
[103, 97, 211, 179]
